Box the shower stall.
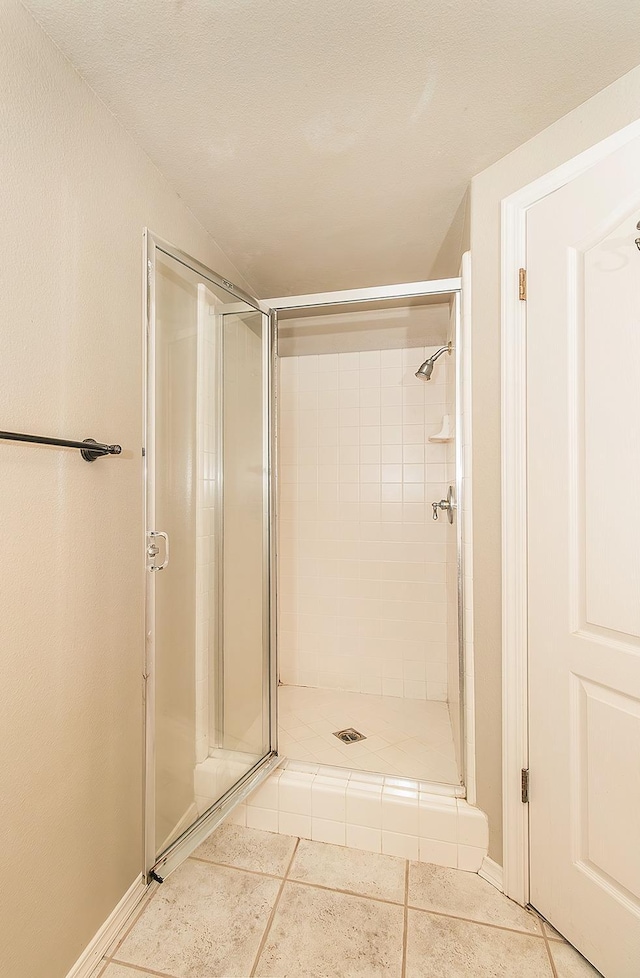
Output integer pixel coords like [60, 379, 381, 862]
[143, 231, 469, 882]
[272, 285, 466, 789]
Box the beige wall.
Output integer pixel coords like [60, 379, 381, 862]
[430, 188, 470, 280]
[470, 64, 640, 863]
[0, 3, 253, 975]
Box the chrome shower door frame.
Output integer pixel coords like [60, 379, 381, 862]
[143, 230, 279, 883]
[264, 275, 468, 793]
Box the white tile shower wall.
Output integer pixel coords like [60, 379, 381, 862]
[234, 761, 488, 870]
[278, 347, 452, 701]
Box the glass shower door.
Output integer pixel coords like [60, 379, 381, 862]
[145, 234, 276, 877]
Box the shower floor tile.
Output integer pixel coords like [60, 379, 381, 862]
[278, 685, 460, 784]
[99, 828, 600, 978]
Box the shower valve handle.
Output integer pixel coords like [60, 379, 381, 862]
[432, 487, 456, 524]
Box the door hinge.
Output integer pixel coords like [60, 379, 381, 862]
[518, 268, 527, 301]
[521, 768, 530, 803]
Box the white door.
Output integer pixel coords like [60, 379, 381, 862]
[527, 135, 640, 977]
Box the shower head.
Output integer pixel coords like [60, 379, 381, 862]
[415, 342, 452, 381]
[415, 359, 435, 381]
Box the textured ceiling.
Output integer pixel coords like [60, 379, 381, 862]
[25, 0, 640, 297]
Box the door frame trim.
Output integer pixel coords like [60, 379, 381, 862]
[500, 117, 640, 906]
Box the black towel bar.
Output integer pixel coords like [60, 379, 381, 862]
[0, 430, 122, 462]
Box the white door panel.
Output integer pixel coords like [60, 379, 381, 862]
[527, 135, 640, 977]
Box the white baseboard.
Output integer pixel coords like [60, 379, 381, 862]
[479, 856, 504, 892]
[65, 875, 147, 978]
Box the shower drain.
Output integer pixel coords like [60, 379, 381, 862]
[333, 727, 367, 744]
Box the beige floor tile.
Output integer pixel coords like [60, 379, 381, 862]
[288, 838, 406, 902]
[549, 941, 604, 977]
[192, 821, 297, 877]
[408, 863, 541, 934]
[102, 966, 159, 978]
[117, 859, 280, 978]
[406, 910, 553, 978]
[254, 881, 404, 977]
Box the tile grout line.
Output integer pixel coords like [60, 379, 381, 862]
[540, 927, 560, 978]
[406, 903, 547, 938]
[190, 852, 406, 907]
[275, 876, 406, 908]
[249, 837, 301, 978]
[536, 916, 566, 944]
[109, 958, 181, 978]
[188, 854, 284, 880]
[401, 861, 409, 978]
[187, 853, 405, 910]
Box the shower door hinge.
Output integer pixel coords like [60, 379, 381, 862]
[518, 268, 527, 301]
[521, 768, 530, 803]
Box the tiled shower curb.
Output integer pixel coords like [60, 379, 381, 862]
[229, 759, 488, 870]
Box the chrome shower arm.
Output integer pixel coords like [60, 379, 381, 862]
[430, 343, 452, 363]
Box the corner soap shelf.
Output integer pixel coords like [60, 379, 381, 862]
[429, 414, 453, 443]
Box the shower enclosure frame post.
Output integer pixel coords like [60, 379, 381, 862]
[453, 290, 466, 787]
[212, 305, 226, 750]
[269, 309, 280, 758]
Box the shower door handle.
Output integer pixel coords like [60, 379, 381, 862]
[147, 530, 170, 571]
